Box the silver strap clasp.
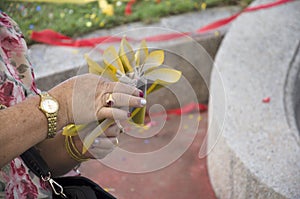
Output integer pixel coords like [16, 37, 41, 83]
[41, 172, 67, 198]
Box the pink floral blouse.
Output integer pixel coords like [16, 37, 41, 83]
[0, 12, 52, 198]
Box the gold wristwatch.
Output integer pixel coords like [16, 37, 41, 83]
[39, 92, 59, 138]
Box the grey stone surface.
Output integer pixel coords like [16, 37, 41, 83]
[207, 0, 300, 198]
[29, 6, 240, 107]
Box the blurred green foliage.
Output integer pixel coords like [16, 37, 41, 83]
[0, 0, 252, 45]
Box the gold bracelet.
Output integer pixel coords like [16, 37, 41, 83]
[65, 136, 89, 162]
[65, 136, 80, 162]
[65, 136, 90, 162]
[68, 135, 84, 158]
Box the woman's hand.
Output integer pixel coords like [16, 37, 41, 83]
[37, 124, 121, 176]
[74, 124, 121, 160]
[48, 74, 145, 127]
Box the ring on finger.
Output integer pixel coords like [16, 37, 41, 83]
[106, 93, 115, 106]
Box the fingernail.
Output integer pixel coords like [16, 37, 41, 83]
[140, 99, 147, 106]
[139, 91, 144, 97]
[127, 112, 131, 118]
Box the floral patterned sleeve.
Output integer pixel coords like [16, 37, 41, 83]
[0, 12, 51, 198]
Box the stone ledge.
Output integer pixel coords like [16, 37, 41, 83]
[207, 0, 300, 198]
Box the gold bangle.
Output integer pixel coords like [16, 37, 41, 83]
[65, 136, 90, 162]
[65, 136, 80, 162]
[68, 135, 83, 157]
[65, 136, 89, 162]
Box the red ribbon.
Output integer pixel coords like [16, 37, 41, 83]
[30, 0, 294, 47]
[144, 32, 191, 42]
[31, 29, 123, 47]
[197, 0, 293, 33]
[147, 102, 208, 119]
[166, 102, 207, 115]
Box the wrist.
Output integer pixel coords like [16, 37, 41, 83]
[48, 88, 71, 128]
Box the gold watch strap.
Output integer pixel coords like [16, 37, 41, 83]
[39, 92, 59, 139]
[46, 112, 58, 138]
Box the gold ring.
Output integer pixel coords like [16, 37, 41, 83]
[106, 93, 115, 106]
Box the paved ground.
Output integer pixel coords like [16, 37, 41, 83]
[79, 112, 216, 199]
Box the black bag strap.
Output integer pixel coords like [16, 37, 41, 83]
[20, 147, 116, 199]
[20, 147, 50, 177]
[20, 147, 67, 198]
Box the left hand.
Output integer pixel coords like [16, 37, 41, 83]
[73, 124, 120, 159]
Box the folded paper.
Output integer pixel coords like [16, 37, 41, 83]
[63, 38, 181, 153]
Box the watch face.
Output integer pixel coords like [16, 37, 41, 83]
[41, 99, 59, 113]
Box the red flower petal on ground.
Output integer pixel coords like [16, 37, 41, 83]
[262, 97, 271, 103]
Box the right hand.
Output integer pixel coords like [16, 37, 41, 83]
[48, 74, 145, 127]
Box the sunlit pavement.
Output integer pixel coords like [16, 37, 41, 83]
[80, 111, 216, 199]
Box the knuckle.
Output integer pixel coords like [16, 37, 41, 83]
[113, 82, 124, 92]
[101, 80, 112, 91]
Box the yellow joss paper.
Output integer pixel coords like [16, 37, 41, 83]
[66, 38, 182, 153]
[84, 54, 104, 75]
[82, 119, 114, 154]
[62, 124, 86, 137]
[119, 38, 135, 73]
[103, 46, 125, 73]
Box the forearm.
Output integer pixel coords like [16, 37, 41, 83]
[0, 95, 67, 167]
[0, 74, 142, 168]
